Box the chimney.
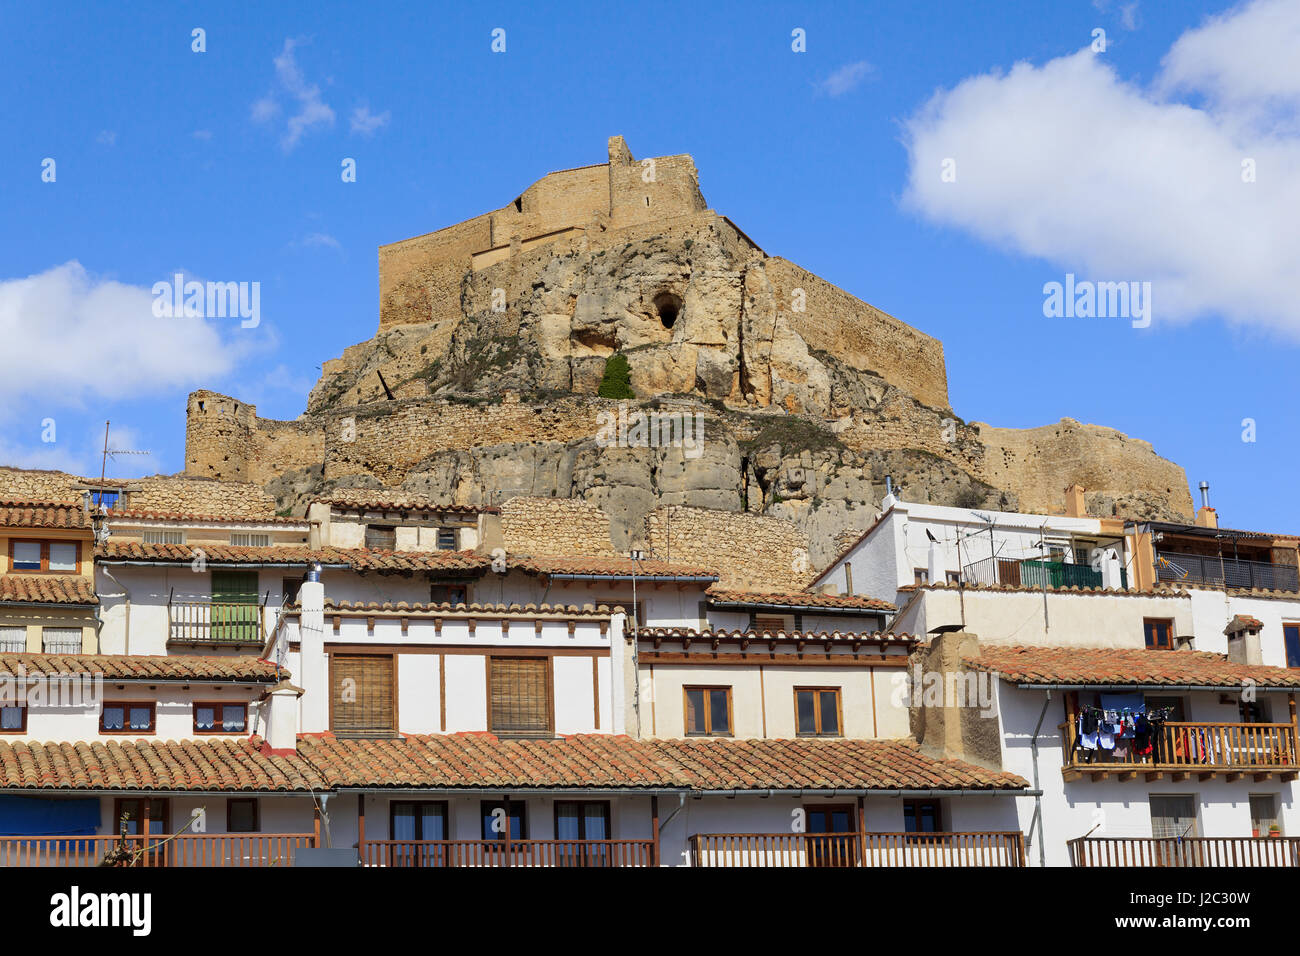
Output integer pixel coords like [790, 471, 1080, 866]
[261, 680, 303, 756]
[1064, 484, 1086, 518]
[1195, 481, 1218, 529]
[909, 628, 1004, 770]
[297, 568, 328, 733]
[1224, 615, 1263, 666]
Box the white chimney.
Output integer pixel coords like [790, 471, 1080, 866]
[1099, 548, 1124, 589]
[298, 574, 328, 733]
[263, 681, 303, 755]
[927, 540, 943, 584]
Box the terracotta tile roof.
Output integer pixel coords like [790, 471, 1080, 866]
[0, 737, 325, 792]
[0, 574, 97, 606]
[0, 500, 91, 530]
[1225, 614, 1265, 634]
[965, 645, 1300, 688]
[0, 653, 283, 682]
[708, 587, 895, 612]
[651, 738, 1028, 791]
[296, 733, 1027, 792]
[637, 627, 914, 644]
[108, 509, 305, 525]
[316, 599, 618, 617]
[299, 733, 683, 789]
[513, 555, 718, 580]
[96, 541, 491, 573]
[321, 493, 497, 515]
[916, 581, 1183, 597]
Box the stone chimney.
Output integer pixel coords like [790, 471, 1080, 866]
[1224, 615, 1264, 666]
[298, 573, 328, 733]
[262, 680, 304, 756]
[1064, 484, 1086, 518]
[909, 628, 1004, 770]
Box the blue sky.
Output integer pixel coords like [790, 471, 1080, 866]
[1, 0, 1297, 532]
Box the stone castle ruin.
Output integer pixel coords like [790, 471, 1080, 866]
[182, 136, 1194, 571]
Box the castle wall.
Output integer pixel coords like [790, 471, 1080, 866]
[0, 466, 274, 517]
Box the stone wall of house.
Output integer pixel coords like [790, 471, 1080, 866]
[644, 505, 809, 590]
[0, 467, 274, 516]
[500, 496, 618, 556]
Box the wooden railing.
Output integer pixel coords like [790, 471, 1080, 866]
[359, 839, 655, 867]
[1069, 836, 1300, 867]
[688, 831, 1026, 867]
[0, 833, 316, 867]
[1061, 719, 1299, 775]
[168, 599, 265, 644]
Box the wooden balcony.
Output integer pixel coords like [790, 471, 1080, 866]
[358, 839, 656, 867]
[168, 599, 266, 646]
[688, 831, 1027, 867]
[1069, 836, 1300, 867]
[0, 833, 316, 867]
[1061, 720, 1300, 781]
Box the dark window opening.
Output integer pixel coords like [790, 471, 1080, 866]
[653, 292, 682, 330]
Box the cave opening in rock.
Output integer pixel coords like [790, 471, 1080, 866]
[654, 292, 683, 330]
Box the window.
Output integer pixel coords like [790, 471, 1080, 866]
[1239, 698, 1270, 723]
[1285, 624, 1300, 669]
[0, 705, 26, 733]
[554, 801, 611, 865]
[1144, 695, 1186, 723]
[8, 540, 79, 573]
[913, 568, 929, 586]
[391, 801, 448, 841]
[430, 583, 468, 605]
[0, 625, 25, 653]
[101, 701, 155, 734]
[194, 702, 248, 734]
[211, 570, 260, 643]
[1250, 794, 1280, 837]
[904, 799, 943, 833]
[684, 686, 732, 736]
[436, 528, 457, 550]
[90, 490, 120, 511]
[804, 804, 857, 867]
[42, 627, 83, 654]
[365, 525, 396, 550]
[945, 571, 962, 585]
[1149, 795, 1197, 839]
[283, 575, 304, 605]
[331, 654, 395, 736]
[795, 687, 842, 736]
[480, 800, 528, 841]
[1144, 618, 1174, 650]
[229, 532, 271, 547]
[488, 657, 552, 737]
[142, 529, 186, 545]
[114, 798, 168, 837]
[227, 799, 259, 833]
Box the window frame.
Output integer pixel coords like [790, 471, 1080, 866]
[227, 798, 260, 833]
[364, 524, 397, 550]
[100, 700, 157, 735]
[0, 704, 27, 734]
[903, 798, 944, 834]
[435, 527, 457, 551]
[1144, 617, 1175, 650]
[794, 686, 843, 737]
[193, 700, 249, 735]
[41, 626, 83, 654]
[229, 532, 271, 548]
[7, 539, 81, 575]
[683, 685, 733, 737]
[480, 799, 528, 842]
[486, 655, 554, 738]
[113, 797, 169, 838]
[1284, 623, 1300, 669]
[0, 625, 26, 654]
[141, 529, 186, 545]
[913, 567, 929, 586]
[389, 800, 449, 841]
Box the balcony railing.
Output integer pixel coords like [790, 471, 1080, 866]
[0, 833, 316, 867]
[168, 598, 266, 645]
[1156, 550, 1299, 592]
[359, 839, 656, 867]
[1061, 719, 1299, 779]
[1069, 836, 1300, 867]
[688, 832, 1026, 867]
[961, 556, 1125, 590]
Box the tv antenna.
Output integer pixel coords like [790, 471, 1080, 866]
[92, 421, 151, 541]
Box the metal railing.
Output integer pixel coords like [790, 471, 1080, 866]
[1069, 836, 1300, 867]
[688, 831, 1026, 867]
[0, 833, 316, 867]
[359, 839, 656, 867]
[1155, 550, 1299, 592]
[961, 556, 1124, 590]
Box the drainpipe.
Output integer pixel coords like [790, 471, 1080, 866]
[99, 566, 131, 655]
[1027, 689, 1051, 868]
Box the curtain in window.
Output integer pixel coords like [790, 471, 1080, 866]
[195, 706, 215, 731]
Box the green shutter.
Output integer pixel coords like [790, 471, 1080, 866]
[211, 570, 260, 642]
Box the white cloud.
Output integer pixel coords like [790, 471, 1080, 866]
[350, 104, 390, 136]
[294, 232, 342, 251]
[818, 61, 874, 97]
[251, 38, 336, 151]
[0, 262, 248, 417]
[902, 0, 1300, 336]
[1093, 0, 1140, 31]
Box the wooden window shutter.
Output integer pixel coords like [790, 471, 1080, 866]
[489, 657, 552, 737]
[332, 654, 395, 736]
